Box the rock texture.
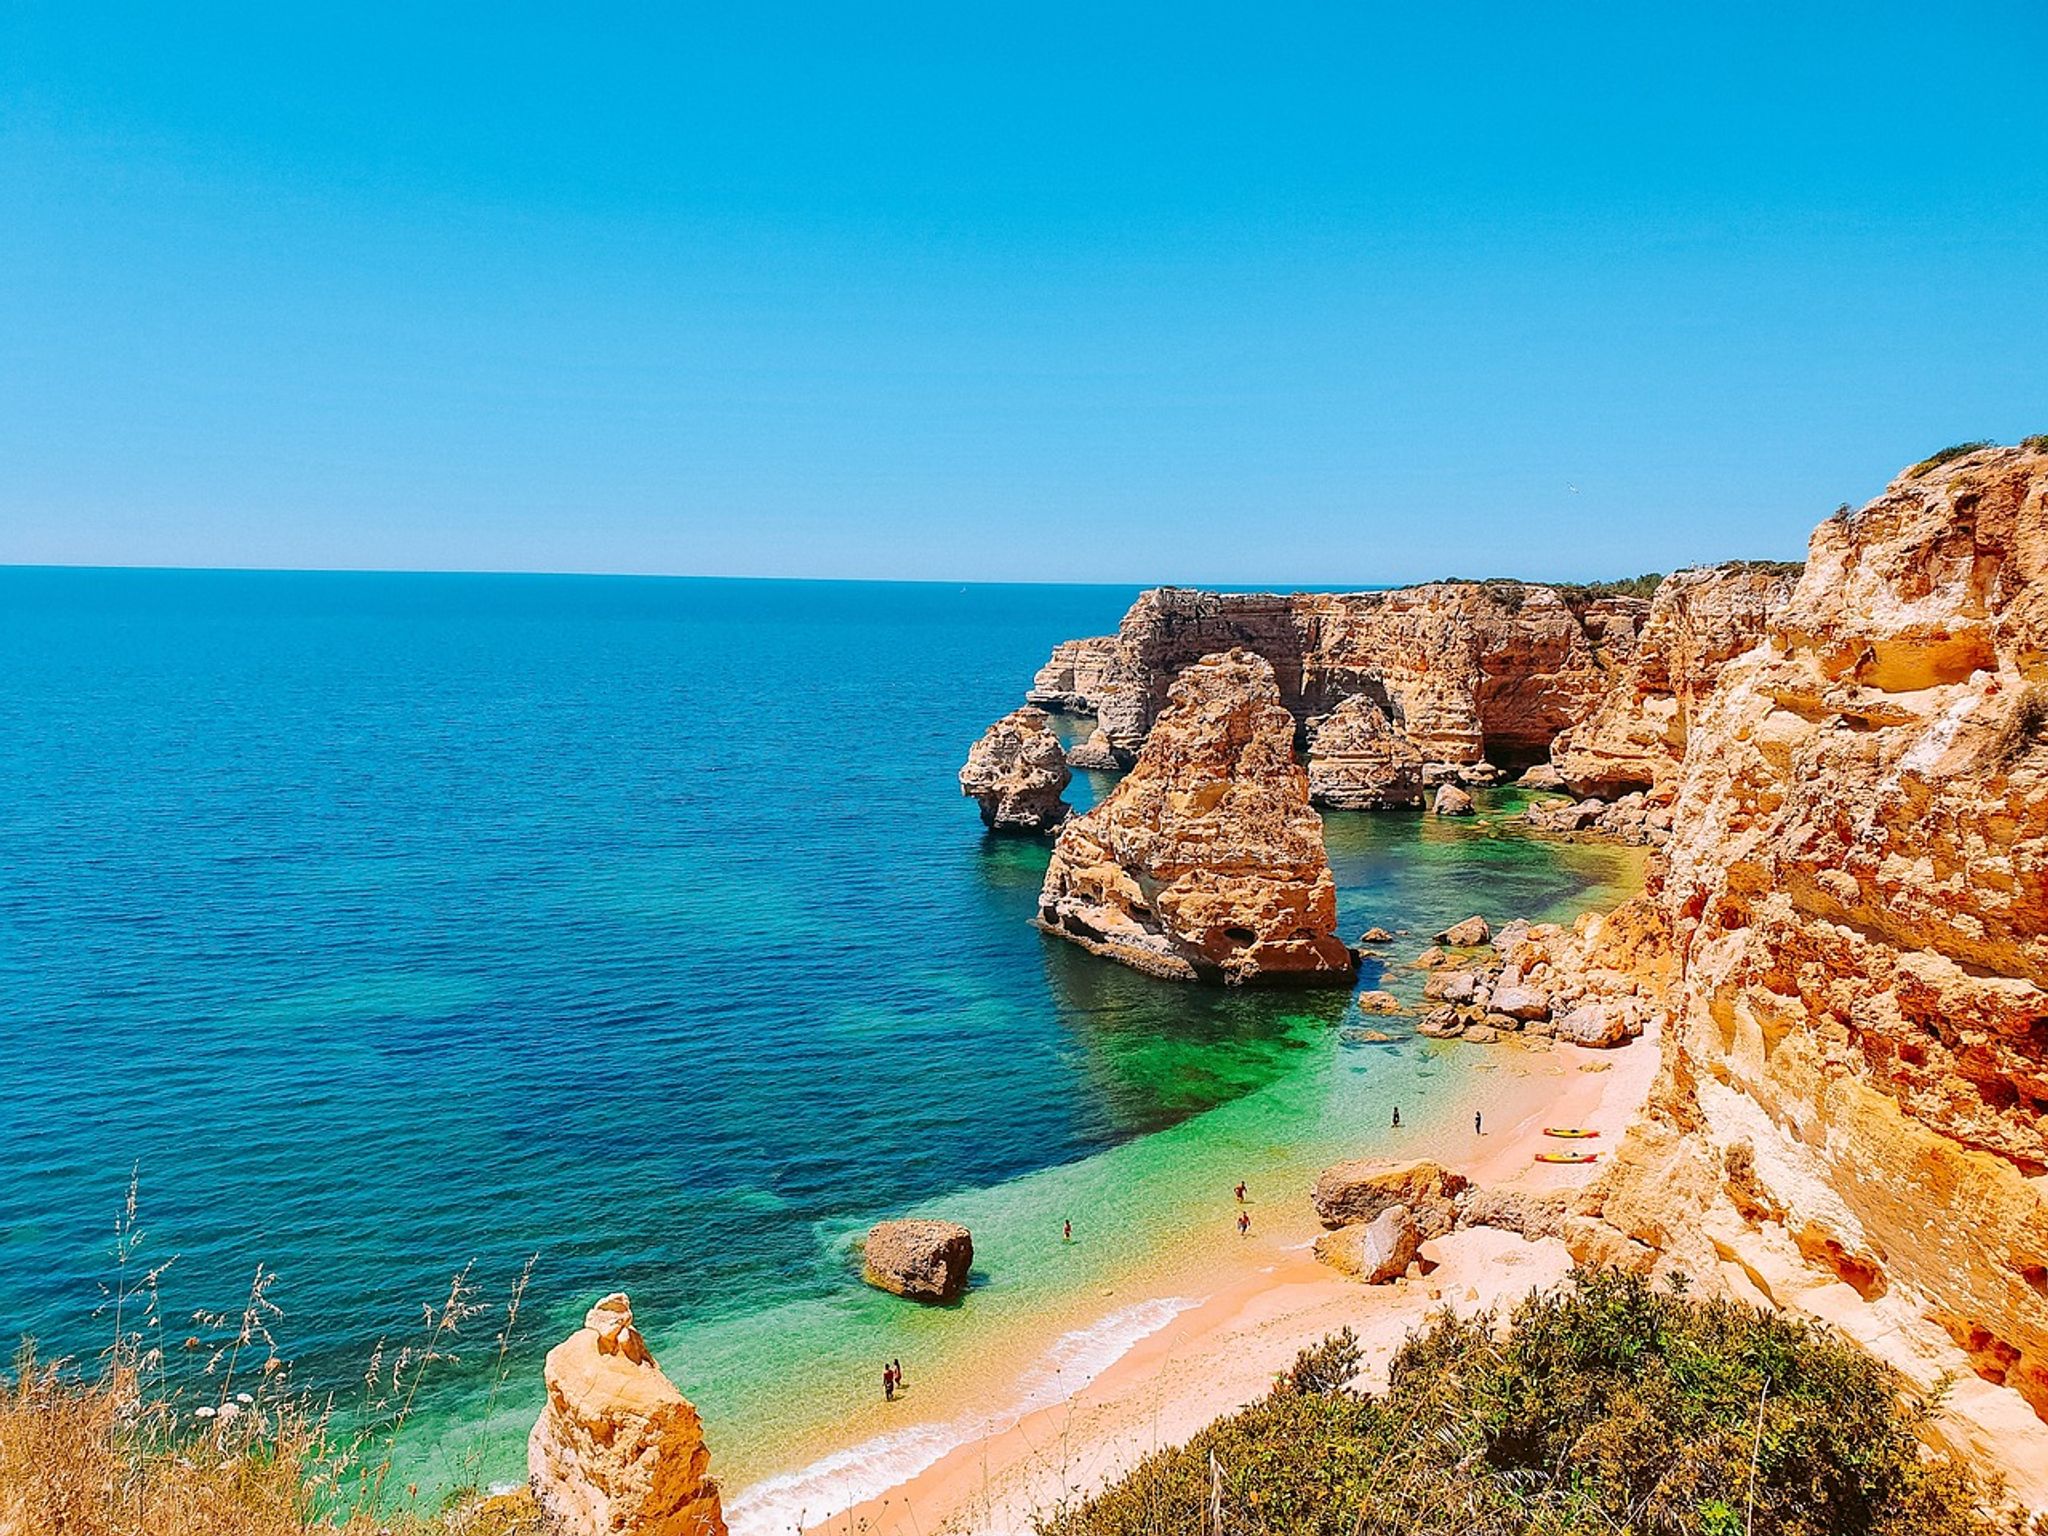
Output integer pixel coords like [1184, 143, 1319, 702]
[862, 1219, 975, 1303]
[1550, 562, 1799, 799]
[1066, 725, 1122, 772]
[1314, 1204, 1421, 1283]
[959, 707, 1072, 833]
[1568, 442, 2048, 1499]
[528, 1294, 725, 1536]
[1305, 695, 1427, 808]
[1311, 1159, 1470, 1238]
[1036, 650, 1355, 985]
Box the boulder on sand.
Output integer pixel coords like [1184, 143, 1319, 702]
[1489, 982, 1550, 1021]
[1311, 1158, 1470, 1237]
[1313, 1204, 1421, 1284]
[1553, 1001, 1635, 1048]
[863, 1219, 975, 1303]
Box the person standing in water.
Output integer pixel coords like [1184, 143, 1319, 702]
[892, 1357, 904, 1391]
[1474, 1110, 1483, 1136]
[1237, 1210, 1251, 1237]
[1234, 1181, 1247, 1203]
[1392, 1105, 1401, 1128]
[1063, 1218, 1072, 1243]
[883, 1364, 895, 1401]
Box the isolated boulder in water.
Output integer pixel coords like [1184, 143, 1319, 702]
[1432, 783, 1476, 816]
[1518, 762, 1568, 791]
[1311, 1158, 1470, 1237]
[959, 707, 1072, 833]
[528, 1293, 726, 1536]
[863, 1218, 975, 1303]
[1356, 989, 1404, 1015]
[1314, 1204, 1421, 1284]
[1036, 649, 1355, 985]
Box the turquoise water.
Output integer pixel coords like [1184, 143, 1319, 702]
[0, 569, 1640, 1511]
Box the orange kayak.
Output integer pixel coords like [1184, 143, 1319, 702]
[1534, 1151, 1598, 1164]
[1543, 1127, 1600, 1139]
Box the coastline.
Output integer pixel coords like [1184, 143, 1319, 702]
[730, 1024, 1660, 1536]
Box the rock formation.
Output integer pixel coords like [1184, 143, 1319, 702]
[1036, 650, 1355, 985]
[1549, 562, 1799, 799]
[1311, 1158, 1470, 1237]
[1568, 441, 2048, 1497]
[1066, 725, 1122, 771]
[862, 1218, 975, 1303]
[959, 706, 1072, 833]
[1305, 695, 1426, 808]
[1431, 783, 1475, 816]
[528, 1293, 726, 1536]
[1313, 1204, 1421, 1283]
[1023, 583, 1651, 778]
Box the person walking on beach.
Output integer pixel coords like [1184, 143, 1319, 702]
[1474, 1110, 1483, 1136]
[1237, 1210, 1251, 1237]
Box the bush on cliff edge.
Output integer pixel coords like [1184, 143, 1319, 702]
[1038, 1268, 2024, 1536]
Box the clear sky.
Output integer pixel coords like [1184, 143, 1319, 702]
[3, 4, 2044, 585]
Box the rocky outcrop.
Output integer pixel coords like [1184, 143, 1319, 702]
[1311, 1159, 1470, 1237]
[1314, 1204, 1421, 1283]
[1570, 442, 2048, 1499]
[1066, 725, 1122, 771]
[1524, 790, 1671, 846]
[529, 1294, 725, 1536]
[1550, 562, 1799, 799]
[1026, 584, 1650, 773]
[862, 1219, 975, 1303]
[959, 707, 1072, 833]
[1036, 650, 1355, 985]
[1431, 783, 1475, 816]
[1305, 695, 1426, 808]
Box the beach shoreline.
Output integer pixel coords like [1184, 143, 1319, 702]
[730, 1023, 1660, 1536]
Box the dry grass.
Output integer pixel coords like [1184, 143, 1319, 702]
[0, 1177, 543, 1536]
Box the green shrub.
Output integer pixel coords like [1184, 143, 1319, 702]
[1909, 441, 1994, 477]
[1038, 1269, 2021, 1536]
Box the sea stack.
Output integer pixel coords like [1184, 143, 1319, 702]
[1305, 695, 1427, 808]
[959, 706, 1072, 832]
[1035, 648, 1355, 984]
[528, 1293, 726, 1536]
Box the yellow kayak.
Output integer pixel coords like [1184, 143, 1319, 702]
[1534, 1151, 1598, 1165]
[1543, 1127, 1600, 1139]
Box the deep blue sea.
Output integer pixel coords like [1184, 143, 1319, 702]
[0, 569, 1641, 1515]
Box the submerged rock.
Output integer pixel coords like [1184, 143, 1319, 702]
[862, 1218, 975, 1304]
[959, 706, 1072, 833]
[528, 1293, 726, 1536]
[1355, 989, 1404, 1014]
[1036, 650, 1355, 985]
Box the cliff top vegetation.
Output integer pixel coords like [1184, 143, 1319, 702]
[1037, 1268, 2033, 1536]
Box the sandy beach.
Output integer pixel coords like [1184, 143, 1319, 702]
[737, 1023, 1661, 1536]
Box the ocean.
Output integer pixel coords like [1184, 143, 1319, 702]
[0, 568, 1643, 1518]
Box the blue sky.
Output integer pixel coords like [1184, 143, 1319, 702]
[3, 4, 2044, 584]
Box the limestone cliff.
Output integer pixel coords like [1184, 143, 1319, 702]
[959, 706, 1071, 832]
[1022, 583, 1647, 790]
[1305, 694, 1426, 809]
[1549, 561, 1800, 798]
[1036, 649, 1355, 984]
[529, 1293, 726, 1536]
[1570, 441, 2048, 1499]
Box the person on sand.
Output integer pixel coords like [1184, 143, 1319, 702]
[1237, 1210, 1251, 1237]
[1234, 1181, 1247, 1203]
[1475, 1110, 1483, 1136]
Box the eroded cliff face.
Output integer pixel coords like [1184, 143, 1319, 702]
[1036, 649, 1355, 984]
[1570, 442, 2048, 1499]
[1024, 583, 1648, 785]
[1549, 562, 1800, 798]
